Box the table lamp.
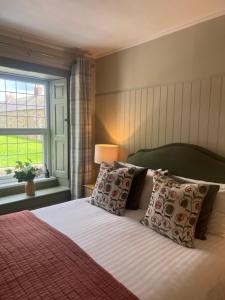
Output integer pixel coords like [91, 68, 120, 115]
[94, 144, 119, 164]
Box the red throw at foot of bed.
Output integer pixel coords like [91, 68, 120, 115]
[0, 210, 138, 300]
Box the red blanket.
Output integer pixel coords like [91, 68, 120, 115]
[0, 210, 138, 300]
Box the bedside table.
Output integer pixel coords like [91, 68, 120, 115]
[83, 184, 95, 197]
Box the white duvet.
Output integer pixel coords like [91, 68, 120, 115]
[34, 199, 225, 300]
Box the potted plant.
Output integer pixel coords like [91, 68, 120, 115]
[6, 160, 41, 196]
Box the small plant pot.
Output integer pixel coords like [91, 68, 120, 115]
[25, 180, 35, 196]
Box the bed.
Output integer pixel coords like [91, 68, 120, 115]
[34, 198, 225, 300]
[1, 143, 225, 300]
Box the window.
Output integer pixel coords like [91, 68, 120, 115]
[0, 76, 49, 183]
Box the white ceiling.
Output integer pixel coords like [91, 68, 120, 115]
[0, 0, 225, 58]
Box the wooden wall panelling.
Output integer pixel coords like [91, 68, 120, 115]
[123, 90, 130, 158]
[173, 83, 183, 143]
[95, 73, 225, 159]
[140, 88, 148, 150]
[189, 80, 201, 145]
[208, 76, 222, 152]
[158, 85, 167, 146]
[180, 81, 191, 143]
[146, 87, 154, 148]
[152, 86, 160, 148]
[134, 89, 141, 152]
[104, 94, 111, 143]
[165, 84, 175, 145]
[218, 76, 225, 155]
[118, 91, 125, 160]
[129, 89, 136, 154]
[111, 92, 120, 144]
[198, 78, 211, 148]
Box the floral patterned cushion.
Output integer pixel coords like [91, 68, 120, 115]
[91, 167, 135, 216]
[89, 162, 113, 202]
[95, 161, 114, 184]
[141, 172, 209, 248]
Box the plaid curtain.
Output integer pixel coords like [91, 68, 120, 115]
[70, 57, 93, 199]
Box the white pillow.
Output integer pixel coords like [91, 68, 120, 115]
[138, 169, 154, 210]
[207, 187, 225, 237]
[139, 169, 168, 210]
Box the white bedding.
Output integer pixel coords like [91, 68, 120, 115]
[34, 198, 225, 300]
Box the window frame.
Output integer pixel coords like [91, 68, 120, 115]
[0, 73, 51, 183]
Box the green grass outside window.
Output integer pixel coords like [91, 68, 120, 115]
[0, 136, 43, 168]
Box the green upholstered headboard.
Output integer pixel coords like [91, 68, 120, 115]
[127, 143, 225, 183]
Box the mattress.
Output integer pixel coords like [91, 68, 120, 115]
[34, 199, 225, 300]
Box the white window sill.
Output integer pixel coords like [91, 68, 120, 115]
[0, 186, 70, 204]
[0, 177, 58, 198]
[0, 186, 71, 214]
[0, 176, 55, 190]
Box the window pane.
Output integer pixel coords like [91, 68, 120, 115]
[0, 143, 7, 155]
[0, 116, 6, 128]
[27, 95, 36, 105]
[17, 117, 28, 128]
[0, 92, 5, 103]
[6, 92, 16, 104]
[0, 79, 5, 91]
[7, 155, 18, 166]
[26, 83, 35, 95]
[17, 82, 26, 93]
[37, 95, 45, 107]
[0, 103, 6, 115]
[28, 116, 36, 128]
[36, 84, 45, 96]
[27, 109, 36, 117]
[0, 79, 47, 129]
[37, 118, 46, 128]
[0, 135, 44, 176]
[17, 93, 27, 104]
[17, 106, 27, 117]
[0, 136, 7, 143]
[7, 139, 18, 155]
[6, 80, 16, 92]
[0, 157, 8, 168]
[7, 104, 17, 116]
[7, 116, 18, 128]
[0, 77, 48, 179]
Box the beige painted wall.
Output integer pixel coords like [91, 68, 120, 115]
[95, 15, 225, 160]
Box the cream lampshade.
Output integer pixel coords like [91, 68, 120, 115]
[94, 144, 119, 164]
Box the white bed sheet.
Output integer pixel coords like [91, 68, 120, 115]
[34, 199, 225, 300]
